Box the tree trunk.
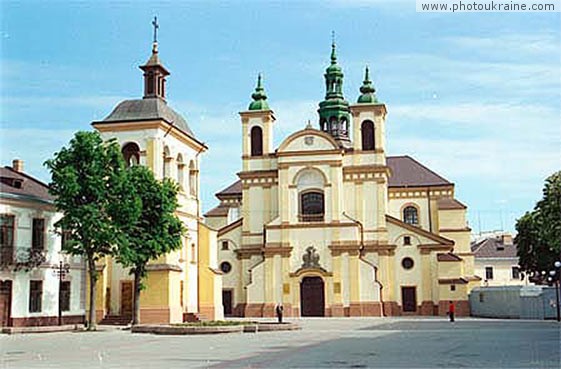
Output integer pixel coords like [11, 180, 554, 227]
[87, 257, 98, 331]
[132, 267, 142, 326]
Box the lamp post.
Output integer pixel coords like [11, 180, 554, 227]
[52, 259, 70, 326]
[551, 261, 561, 323]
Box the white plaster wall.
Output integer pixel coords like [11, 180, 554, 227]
[475, 259, 529, 286]
[0, 202, 85, 319]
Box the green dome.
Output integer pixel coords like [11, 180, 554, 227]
[248, 74, 270, 111]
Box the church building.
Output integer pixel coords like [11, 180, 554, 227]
[206, 42, 480, 317]
[89, 26, 223, 324]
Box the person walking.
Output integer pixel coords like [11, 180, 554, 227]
[448, 301, 455, 322]
[275, 304, 284, 323]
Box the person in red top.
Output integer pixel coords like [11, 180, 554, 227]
[448, 301, 455, 322]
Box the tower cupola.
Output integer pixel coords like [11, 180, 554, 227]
[248, 74, 270, 111]
[140, 16, 170, 100]
[357, 66, 378, 104]
[318, 40, 351, 147]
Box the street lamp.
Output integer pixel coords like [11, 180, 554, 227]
[51, 257, 71, 326]
[550, 261, 561, 323]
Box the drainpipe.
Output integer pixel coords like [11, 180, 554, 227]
[342, 212, 385, 317]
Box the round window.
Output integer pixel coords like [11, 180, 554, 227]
[402, 257, 414, 270]
[220, 261, 232, 274]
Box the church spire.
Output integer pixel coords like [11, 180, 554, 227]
[248, 74, 270, 111]
[318, 37, 351, 147]
[357, 66, 378, 104]
[140, 16, 170, 100]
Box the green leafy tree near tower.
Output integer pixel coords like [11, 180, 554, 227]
[45, 131, 184, 328]
[516, 171, 561, 280]
[45, 131, 140, 331]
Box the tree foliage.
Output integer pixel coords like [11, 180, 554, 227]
[44, 131, 140, 330]
[116, 165, 184, 325]
[516, 171, 561, 281]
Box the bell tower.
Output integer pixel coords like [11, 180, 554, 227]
[240, 74, 275, 170]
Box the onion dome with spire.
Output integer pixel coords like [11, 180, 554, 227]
[248, 74, 270, 111]
[318, 40, 351, 147]
[357, 66, 378, 104]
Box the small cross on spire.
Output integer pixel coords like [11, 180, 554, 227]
[152, 16, 159, 44]
[331, 30, 335, 45]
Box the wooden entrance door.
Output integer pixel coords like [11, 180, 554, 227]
[300, 277, 325, 317]
[401, 286, 417, 313]
[120, 281, 133, 317]
[0, 281, 12, 327]
[222, 290, 233, 316]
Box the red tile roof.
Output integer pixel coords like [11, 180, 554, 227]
[0, 167, 54, 203]
[437, 197, 467, 210]
[437, 253, 463, 262]
[386, 156, 451, 188]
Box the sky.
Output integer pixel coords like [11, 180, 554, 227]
[1, 0, 560, 234]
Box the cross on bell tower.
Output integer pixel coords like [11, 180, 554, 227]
[140, 16, 169, 100]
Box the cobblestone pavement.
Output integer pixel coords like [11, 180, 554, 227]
[0, 318, 559, 368]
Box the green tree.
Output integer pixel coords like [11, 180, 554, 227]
[516, 171, 561, 281]
[117, 165, 183, 325]
[45, 131, 140, 330]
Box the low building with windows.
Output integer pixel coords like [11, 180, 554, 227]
[471, 233, 529, 286]
[0, 160, 86, 328]
[89, 36, 223, 324]
[206, 43, 480, 317]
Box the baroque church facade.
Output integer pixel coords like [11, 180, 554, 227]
[89, 37, 223, 324]
[206, 43, 480, 317]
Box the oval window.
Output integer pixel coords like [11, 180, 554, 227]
[402, 257, 414, 270]
[220, 261, 232, 274]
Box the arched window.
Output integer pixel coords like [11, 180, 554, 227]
[176, 154, 184, 190]
[122, 143, 140, 168]
[163, 146, 171, 178]
[361, 120, 375, 151]
[189, 160, 197, 196]
[250, 126, 263, 156]
[330, 117, 338, 135]
[403, 206, 419, 226]
[300, 191, 324, 222]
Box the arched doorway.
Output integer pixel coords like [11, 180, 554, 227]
[300, 276, 325, 317]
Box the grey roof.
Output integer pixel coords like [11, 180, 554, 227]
[0, 167, 54, 203]
[387, 155, 452, 187]
[471, 237, 518, 258]
[101, 98, 195, 138]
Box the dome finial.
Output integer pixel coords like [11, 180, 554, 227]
[330, 31, 337, 64]
[151, 16, 159, 53]
[248, 73, 269, 111]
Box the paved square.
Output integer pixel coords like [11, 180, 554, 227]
[1, 318, 559, 368]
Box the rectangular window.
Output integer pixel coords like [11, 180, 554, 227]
[221, 241, 229, 250]
[0, 215, 15, 264]
[450, 285, 456, 291]
[404, 236, 411, 246]
[61, 229, 72, 249]
[512, 266, 520, 280]
[29, 280, 43, 313]
[485, 267, 494, 280]
[32, 218, 45, 250]
[60, 281, 71, 312]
